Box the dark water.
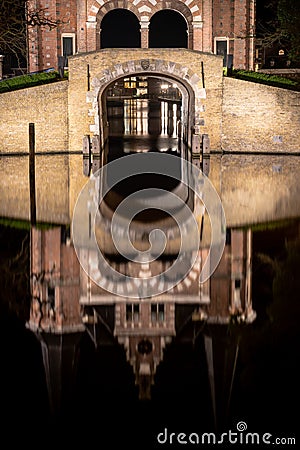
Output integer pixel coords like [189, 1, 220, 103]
[1, 222, 299, 446]
[1, 99, 300, 447]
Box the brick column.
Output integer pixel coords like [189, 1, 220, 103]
[233, 0, 247, 69]
[140, 19, 149, 48]
[202, 0, 213, 53]
[87, 20, 97, 52]
[192, 20, 203, 51]
[77, 0, 88, 53]
[248, 0, 256, 70]
[28, 25, 40, 72]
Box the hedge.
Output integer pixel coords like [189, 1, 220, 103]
[0, 70, 68, 94]
[226, 69, 300, 91]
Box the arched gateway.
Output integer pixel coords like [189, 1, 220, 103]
[25, 47, 258, 417]
[68, 48, 224, 160]
[90, 57, 200, 149]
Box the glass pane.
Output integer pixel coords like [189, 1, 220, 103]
[216, 40, 227, 66]
[63, 37, 73, 57]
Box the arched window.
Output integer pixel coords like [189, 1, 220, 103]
[149, 10, 188, 48]
[100, 9, 141, 48]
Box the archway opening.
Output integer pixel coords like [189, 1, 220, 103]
[100, 9, 141, 48]
[105, 75, 182, 145]
[99, 73, 194, 224]
[149, 10, 188, 48]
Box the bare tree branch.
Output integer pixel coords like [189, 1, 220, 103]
[0, 0, 67, 71]
[257, 0, 300, 63]
[27, 6, 66, 30]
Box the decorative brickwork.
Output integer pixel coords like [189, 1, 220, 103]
[27, 0, 256, 72]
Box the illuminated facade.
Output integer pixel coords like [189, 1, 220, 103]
[27, 0, 256, 72]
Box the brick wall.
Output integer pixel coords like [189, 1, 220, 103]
[0, 81, 68, 154]
[0, 154, 70, 223]
[222, 77, 300, 153]
[28, 0, 255, 72]
[0, 81, 69, 223]
[1, 49, 300, 226]
[28, 0, 77, 71]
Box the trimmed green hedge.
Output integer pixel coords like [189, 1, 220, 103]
[226, 69, 300, 91]
[0, 70, 68, 94]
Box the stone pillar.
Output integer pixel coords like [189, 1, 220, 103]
[248, 0, 256, 70]
[140, 19, 149, 48]
[87, 20, 97, 52]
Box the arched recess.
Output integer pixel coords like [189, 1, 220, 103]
[96, 2, 141, 50]
[100, 9, 141, 48]
[149, 10, 188, 48]
[99, 73, 194, 227]
[149, 1, 194, 49]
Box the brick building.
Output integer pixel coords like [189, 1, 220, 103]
[27, 0, 255, 72]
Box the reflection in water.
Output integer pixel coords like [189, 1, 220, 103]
[1, 219, 300, 444]
[1, 99, 300, 445]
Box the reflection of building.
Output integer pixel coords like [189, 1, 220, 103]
[28, 226, 85, 414]
[195, 228, 256, 324]
[115, 301, 175, 399]
[27, 223, 256, 415]
[79, 227, 256, 400]
[27, 0, 256, 73]
[29, 226, 83, 333]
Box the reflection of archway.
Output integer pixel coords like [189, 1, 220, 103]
[149, 10, 188, 48]
[100, 9, 141, 48]
[99, 72, 193, 226]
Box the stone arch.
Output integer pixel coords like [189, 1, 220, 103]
[96, 0, 141, 21]
[91, 0, 196, 22]
[149, 0, 194, 24]
[88, 58, 204, 151]
[91, 1, 197, 50]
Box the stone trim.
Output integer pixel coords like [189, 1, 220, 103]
[87, 58, 202, 138]
[92, 0, 197, 25]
